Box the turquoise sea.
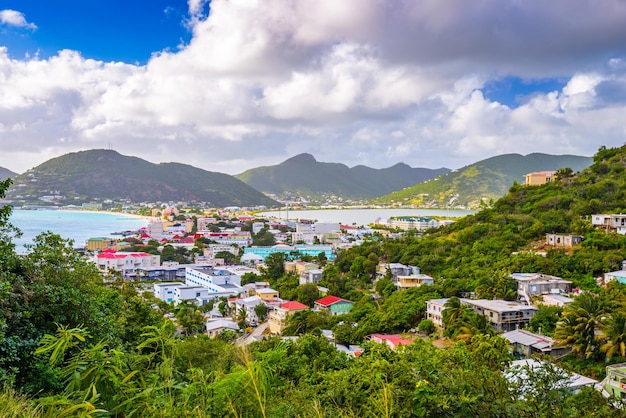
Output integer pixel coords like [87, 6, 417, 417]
[8, 210, 149, 254]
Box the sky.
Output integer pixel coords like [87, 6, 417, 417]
[1, 0, 626, 175]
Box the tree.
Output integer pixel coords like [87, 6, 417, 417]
[554, 292, 608, 359]
[175, 300, 205, 335]
[237, 307, 248, 329]
[254, 303, 269, 322]
[261, 252, 286, 282]
[293, 283, 320, 307]
[528, 305, 563, 336]
[442, 296, 465, 329]
[418, 319, 436, 335]
[455, 311, 495, 342]
[600, 312, 626, 359]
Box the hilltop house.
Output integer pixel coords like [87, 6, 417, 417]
[524, 171, 556, 186]
[396, 271, 434, 289]
[426, 298, 537, 332]
[314, 296, 353, 315]
[591, 214, 626, 234]
[510, 273, 572, 303]
[545, 233, 584, 248]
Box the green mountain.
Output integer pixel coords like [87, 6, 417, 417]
[0, 167, 17, 180]
[6, 149, 278, 207]
[374, 153, 593, 208]
[235, 153, 449, 200]
[378, 145, 626, 290]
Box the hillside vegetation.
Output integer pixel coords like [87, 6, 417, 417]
[6, 149, 278, 207]
[236, 153, 449, 200]
[374, 153, 592, 208]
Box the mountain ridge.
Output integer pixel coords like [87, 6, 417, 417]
[4, 149, 278, 208]
[373, 152, 593, 208]
[235, 153, 450, 200]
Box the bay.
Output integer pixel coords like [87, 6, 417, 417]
[8, 210, 149, 254]
[257, 208, 475, 226]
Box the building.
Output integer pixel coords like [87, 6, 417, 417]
[396, 273, 434, 289]
[268, 301, 309, 335]
[368, 334, 414, 350]
[375, 263, 419, 282]
[604, 266, 626, 285]
[185, 266, 242, 293]
[300, 269, 324, 285]
[524, 171, 556, 186]
[591, 214, 626, 234]
[285, 261, 319, 274]
[501, 329, 569, 357]
[508, 359, 596, 394]
[205, 318, 239, 338]
[244, 244, 334, 260]
[427, 298, 538, 332]
[255, 287, 279, 302]
[604, 363, 626, 401]
[541, 294, 574, 307]
[153, 282, 183, 303]
[389, 216, 440, 231]
[85, 237, 118, 252]
[545, 234, 584, 248]
[229, 295, 266, 325]
[510, 273, 572, 303]
[314, 296, 353, 315]
[426, 298, 451, 327]
[93, 250, 160, 278]
[174, 285, 209, 303]
[463, 299, 538, 332]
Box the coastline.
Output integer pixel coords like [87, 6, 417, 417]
[14, 207, 158, 222]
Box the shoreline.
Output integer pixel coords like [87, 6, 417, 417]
[14, 207, 158, 222]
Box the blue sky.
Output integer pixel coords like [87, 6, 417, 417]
[1, 1, 626, 175]
[1, 0, 193, 63]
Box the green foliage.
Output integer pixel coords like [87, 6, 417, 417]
[375, 153, 592, 208]
[7, 149, 278, 207]
[528, 305, 563, 336]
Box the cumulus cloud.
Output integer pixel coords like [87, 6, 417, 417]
[0, 9, 37, 30]
[1, 0, 626, 174]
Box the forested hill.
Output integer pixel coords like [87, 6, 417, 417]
[0, 167, 17, 180]
[373, 153, 592, 208]
[235, 153, 449, 199]
[5, 149, 278, 207]
[376, 145, 626, 294]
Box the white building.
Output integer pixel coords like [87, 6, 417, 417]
[153, 282, 183, 303]
[591, 214, 626, 234]
[93, 250, 160, 277]
[511, 273, 572, 303]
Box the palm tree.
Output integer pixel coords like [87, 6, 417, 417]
[455, 311, 495, 342]
[600, 312, 626, 359]
[554, 292, 607, 359]
[442, 296, 465, 329]
[237, 307, 248, 329]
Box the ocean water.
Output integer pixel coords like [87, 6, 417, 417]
[257, 208, 475, 226]
[7, 210, 149, 253]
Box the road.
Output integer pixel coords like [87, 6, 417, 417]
[236, 322, 269, 346]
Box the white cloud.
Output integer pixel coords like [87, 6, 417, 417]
[1, 0, 626, 174]
[0, 9, 37, 30]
